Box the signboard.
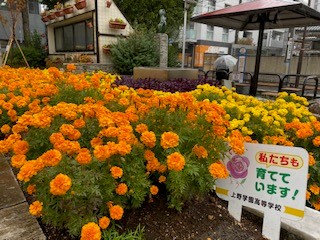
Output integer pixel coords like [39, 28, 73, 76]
[285, 38, 294, 62]
[216, 143, 309, 240]
[237, 47, 247, 83]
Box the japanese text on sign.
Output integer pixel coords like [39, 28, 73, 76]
[256, 151, 303, 169]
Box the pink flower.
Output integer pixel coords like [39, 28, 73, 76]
[227, 155, 250, 179]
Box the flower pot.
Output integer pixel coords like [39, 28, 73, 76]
[109, 22, 126, 29]
[106, 0, 112, 7]
[75, 0, 86, 10]
[48, 13, 56, 20]
[103, 47, 111, 54]
[64, 6, 74, 14]
[41, 16, 50, 22]
[55, 10, 65, 17]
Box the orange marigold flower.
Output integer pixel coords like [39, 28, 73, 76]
[228, 130, 245, 155]
[11, 154, 27, 168]
[117, 141, 132, 156]
[109, 205, 124, 220]
[90, 137, 103, 147]
[209, 162, 229, 179]
[80, 222, 101, 240]
[135, 123, 148, 134]
[150, 185, 159, 195]
[167, 152, 185, 171]
[50, 173, 72, 196]
[309, 185, 320, 195]
[27, 184, 36, 195]
[296, 127, 314, 139]
[159, 175, 166, 183]
[12, 140, 29, 155]
[1, 124, 11, 134]
[192, 145, 208, 159]
[140, 131, 156, 148]
[306, 191, 311, 201]
[29, 200, 43, 217]
[309, 153, 316, 166]
[66, 63, 76, 71]
[312, 136, 320, 147]
[76, 148, 92, 165]
[160, 132, 179, 149]
[110, 166, 123, 179]
[17, 159, 45, 182]
[144, 150, 155, 161]
[99, 216, 110, 230]
[212, 125, 227, 137]
[119, 98, 130, 106]
[115, 183, 128, 195]
[73, 118, 86, 128]
[157, 164, 167, 173]
[39, 149, 62, 167]
[312, 200, 320, 211]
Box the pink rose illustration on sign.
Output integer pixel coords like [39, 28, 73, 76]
[227, 155, 250, 179]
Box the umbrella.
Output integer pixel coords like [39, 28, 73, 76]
[191, 0, 320, 96]
[214, 55, 238, 70]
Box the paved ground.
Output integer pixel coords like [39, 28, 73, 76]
[0, 158, 45, 240]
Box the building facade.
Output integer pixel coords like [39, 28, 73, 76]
[44, 0, 132, 65]
[184, 0, 289, 70]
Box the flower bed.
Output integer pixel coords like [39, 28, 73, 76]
[0, 66, 319, 239]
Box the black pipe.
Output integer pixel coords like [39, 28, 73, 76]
[94, 0, 100, 63]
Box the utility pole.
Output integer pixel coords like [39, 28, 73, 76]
[295, 0, 311, 87]
[234, 0, 242, 44]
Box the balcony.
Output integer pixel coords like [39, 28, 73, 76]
[186, 29, 196, 42]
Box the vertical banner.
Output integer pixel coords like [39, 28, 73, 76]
[237, 47, 247, 83]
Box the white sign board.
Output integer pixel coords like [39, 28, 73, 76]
[216, 143, 309, 240]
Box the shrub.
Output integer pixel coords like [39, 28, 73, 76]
[110, 29, 159, 75]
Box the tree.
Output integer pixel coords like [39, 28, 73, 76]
[113, 0, 196, 38]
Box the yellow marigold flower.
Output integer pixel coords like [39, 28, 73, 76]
[99, 216, 110, 230]
[167, 152, 185, 171]
[110, 166, 123, 179]
[80, 222, 101, 240]
[309, 153, 316, 166]
[27, 184, 36, 195]
[115, 183, 128, 195]
[11, 154, 27, 168]
[109, 205, 124, 220]
[76, 148, 92, 165]
[12, 140, 29, 155]
[209, 162, 229, 179]
[309, 185, 320, 195]
[192, 145, 208, 159]
[50, 173, 72, 196]
[66, 63, 76, 71]
[39, 149, 62, 167]
[160, 132, 179, 149]
[1, 124, 11, 134]
[159, 175, 166, 183]
[306, 191, 311, 201]
[29, 200, 43, 217]
[140, 131, 156, 148]
[312, 136, 320, 147]
[150, 185, 159, 195]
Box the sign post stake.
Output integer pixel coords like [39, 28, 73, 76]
[262, 212, 281, 240]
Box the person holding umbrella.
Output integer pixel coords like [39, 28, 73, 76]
[214, 55, 238, 86]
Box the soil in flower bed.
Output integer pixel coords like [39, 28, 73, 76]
[32, 192, 303, 240]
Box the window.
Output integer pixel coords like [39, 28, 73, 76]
[206, 25, 214, 40]
[28, 1, 39, 14]
[222, 28, 229, 42]
[54, 19, 94, 52]
[207, 0, 216, 12]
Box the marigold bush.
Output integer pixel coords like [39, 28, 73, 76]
[1, 66, 319, 238]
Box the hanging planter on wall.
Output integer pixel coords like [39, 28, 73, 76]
[106, 0, 112, 8]
[55, 10, 65, 17]
[64, 5, 74, 14]
[41, 16, 50, 22]
[102, 45, 112, 54]
[75, 0, 86, 10]
[109, 19, 126, 29]
[47, 12, 56, 20]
